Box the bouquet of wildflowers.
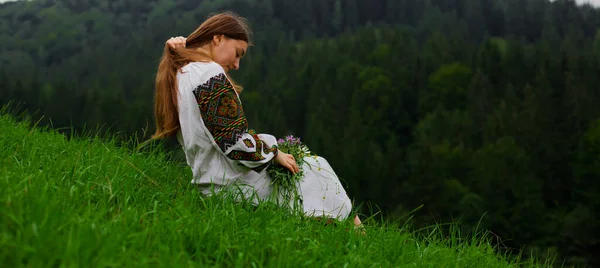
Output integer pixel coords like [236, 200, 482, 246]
[267, 135, 313, 208]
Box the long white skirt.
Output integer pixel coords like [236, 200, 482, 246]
[201, 156, 353, 220]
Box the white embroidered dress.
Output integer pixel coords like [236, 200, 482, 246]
[176, 61, 352, 220]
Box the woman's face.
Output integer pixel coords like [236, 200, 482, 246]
[211, 35, 248, 73]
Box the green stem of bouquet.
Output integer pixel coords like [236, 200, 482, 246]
[268, 156, 307, 214]
[267, 139, 315, 214]
[270, 168, 303, 213]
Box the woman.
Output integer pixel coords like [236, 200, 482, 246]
[154, 11, 362, 227]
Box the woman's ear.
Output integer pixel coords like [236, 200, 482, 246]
[212, 34, 224, 46]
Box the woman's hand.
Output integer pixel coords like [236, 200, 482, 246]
[166, 36, 187, 49]
[274, 152, 300, 174]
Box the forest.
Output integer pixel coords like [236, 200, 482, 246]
[1, 0, 599, 266]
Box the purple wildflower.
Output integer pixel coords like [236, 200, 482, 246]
[279, 135, 303, 145]
[291, 137, 300, 145]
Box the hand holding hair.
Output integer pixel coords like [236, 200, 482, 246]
[166, 36, 187, 49]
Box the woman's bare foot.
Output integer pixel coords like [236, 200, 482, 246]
[353, 215, 366, 235]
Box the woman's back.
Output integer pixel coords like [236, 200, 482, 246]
[176, 61, 236, 187]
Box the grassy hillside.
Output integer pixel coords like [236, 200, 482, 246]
[0, 111, 548, 267]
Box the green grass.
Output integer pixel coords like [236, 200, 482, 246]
[0, 111, 550, 267]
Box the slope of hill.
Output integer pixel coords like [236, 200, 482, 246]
[0, 111, 546, 267]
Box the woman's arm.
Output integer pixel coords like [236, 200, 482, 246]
[192, 68, 298, 174]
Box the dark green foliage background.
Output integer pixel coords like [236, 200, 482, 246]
[1, 0, 599, 266]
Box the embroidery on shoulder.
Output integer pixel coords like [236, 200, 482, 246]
[193, 73, 248, 152]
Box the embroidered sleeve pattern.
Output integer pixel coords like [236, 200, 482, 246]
[193, 73, 278, 172]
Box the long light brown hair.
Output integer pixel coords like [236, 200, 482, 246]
[152, 11, 252, 139]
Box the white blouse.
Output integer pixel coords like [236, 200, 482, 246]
[175, 61, 352, 220]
